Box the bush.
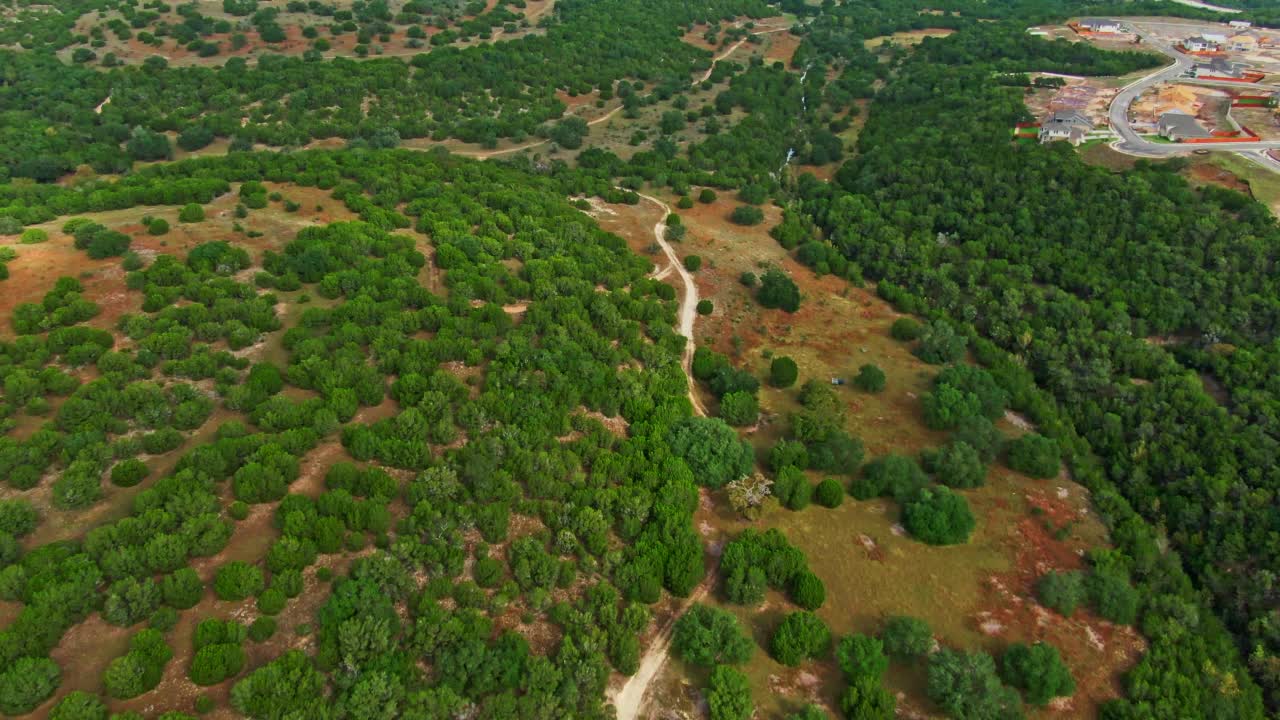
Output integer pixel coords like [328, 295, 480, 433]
[851, 454, 927, 502]
[1005, 433, 1060, 478]
[921, 385, 982, 430]
[256, 587, 286, 615]
[667, 417, 755, 488]
[249, 617, 277, 642]
[836, 633, 888, 681]
[790, 570, 825, 610]
[769, 356, 798, 388]
[50, 690, 107, 720]
[927, 649, 1022, 720]
[718, 390, 758, 427]
[684, 254, 702, 271]
[814, 478, 843, 508]
[881, 615, 933, 659]
[0, 657, 61, 715]
[771, 611, 830, 666]
[162, 568, 204, 609]
[730, 205, 764, 226]
[178, 203, 206, 223]
[902, 487, 976, 545]
[111, 458, 150, 487]
[772, 466, 811, 511]
[19, 228, 48, 244]
[889, 317, 922, 341]
[148, 218, 170, 235]
[699, 188, 718, 203]
[854, 364, 886, 392]
[678, 196, 694, 209]
[952, 416, 1004, 463]
[1087, 571, 1140, 625]
[758, 269, 800, 312]
[696, 299, 714, 315]
[0, 499, 38, 537]
[214, 561, 264, 601]
[1036, 570, 1086, 617]
[921, 441, 986, 489]
[707, 665, 754, 720]
[190, 643, 246, 686]
[673, 604, 754, 666]
[1000, 642, 1074, 706]
[739, 271, 757, 287]
[0, 217, 21, 235]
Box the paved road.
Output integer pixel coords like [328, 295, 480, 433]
[1107, 22, 1280, 159]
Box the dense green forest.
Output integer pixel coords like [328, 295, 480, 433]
[3, 0, 1280, 717]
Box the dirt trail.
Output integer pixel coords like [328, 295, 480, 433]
[611, 575, 713, 720]
[635, 191, 706, 417]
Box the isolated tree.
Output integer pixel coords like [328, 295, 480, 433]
[1000, 642, 1075, 706]
[730, 205, 764, 226]
[836, 633, 889, 681]
[927, 649, 1022, 720]
[771, 611, 830, 667]
[673, 604, 754, 667]
[707, 665, 754, 720]
[881, 615, 933, 659]
[1036, 570, 1086, 617]
[770, 356, 799, 387]
[178, 203, 205, 223]
[814, 478, 843, 508]
[758, 269, 800, 312]
[851, 454, 926, 502]
[854, 363, 886, 392]
[902, 487, 976, 545]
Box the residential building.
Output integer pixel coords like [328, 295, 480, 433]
[1230, 20, 1252, 30]
[1038, 111, 1093, 146]
[1077, 18, 1121, 33]
[1229, 34, 1258, 51]
[1183, 36, 1219, 53]
[1157, 111, 1212, 141]
[1202, 32, 1228, 44]
[1193, 57, 1246, 78]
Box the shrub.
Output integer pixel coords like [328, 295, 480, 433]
[214, 561, 264, 601]
[256, 587, 286, 615]
[889, 317, 922, 341]
[696, 299, 714, 315]
[952, 416, 1004, 463]
[684, 254, 702, 271]
[851, 454, 927, 502]
[927, 649, 1022, 720]
[249, 617, 277, 642]
[836, 633, 888, 681]
[1000, 642, 1074, 706]
[673, 604, 754, 667]
[699, 188, 718, 203]
[790, 570, 825, 610]
[19, 228, 48, 244]
[0, 657, 61, 714]
[772, 466, 811, 511]
[707, 665, 754, 720]
[921, 385, 982, 430]
[111, 458, 150, 487]
[771, 611, 830, 666]
[0, 217, 21, 235]
[902, 487, 976, 545]
[739, 271, 757, 287]
[678, 196, 695, 209]
[814, 478, 843, 508]
[758, 269, 800, 312]
[1005, 433, 1060, 478]
[1087, 571, 1140, 625]
[719, 390, 758, 427]
[769, 356, 798, 388]
[1036, 570, 1086, 617]
[190, 643, 246, 686]
[730, 205, 764, 226]
[881, 616, 933, 659]
[178, 203, 206, 223]
[148, 218, 170, 235]
[50, 691, 107, 720]
[0, 499, 38, 537]
[921, 441, 986, 489]
[854, 364, 886, 392]
[162, 568, 204, 609]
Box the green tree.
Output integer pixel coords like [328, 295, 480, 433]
[851, 454, 926, 502]
[1005, 434, 1060, 478]
[839, 677, 896, 720]
[673, 604, 754, 667]
[927, 649, 1022, 720]
[922, 385, 982, 430]
[922, 441, 986, 489]
[729, 205, 764, 226]
[1036, 570, 1086, 617]
[890, 318, 922, 341]
[881, 616, 933, 659]
[667, 417, 755, 488]
[758, 269, 800, 312]
[178, 203, 206, 223]
[214, 561, 265, 601]
[771, 611, 830, 667]
[814, 478, 843, 508]
[0, 658, 60, 715]
[1000, 642, 1074, 706]
[854, 363, 886, 392]
[719, 391, 758, 427]
[915, 321, 966, 364]
[49, 690, 108, 720]
[902, 487, 976, 545]
[770, 356, 799, 388]
[836, 634, 888, 681]
[707, 665, 754, 720]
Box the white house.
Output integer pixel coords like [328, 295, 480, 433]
[1039, 111, 1093, 146]
[1077, 18, 1121, 34]
[1230, 20, 1252, 30]
[1183, 36, 1219, 52]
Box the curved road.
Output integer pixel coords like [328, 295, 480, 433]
[1109, 22, 1280, 161]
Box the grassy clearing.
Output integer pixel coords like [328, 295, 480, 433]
[1211, 152, 1280, 213]
[596, 194, 1143, 718]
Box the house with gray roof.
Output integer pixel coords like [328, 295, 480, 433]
[1157, 111, 1212, 141]
[1038, 111, 1093, 146]
[1077, 18, 1121, 33]
[1193, 57, 1246, 78]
